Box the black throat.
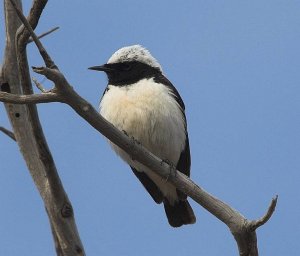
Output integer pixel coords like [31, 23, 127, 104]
[106, 61, 162, 86]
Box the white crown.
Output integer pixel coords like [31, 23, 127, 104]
[107, 45, 162, 71]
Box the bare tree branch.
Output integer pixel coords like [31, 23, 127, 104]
[2, 1, 278, 255]
[0, 126, 16, 141]
[28, 26, 59, 43]
[0, 91, 61, 103]
[248, 195, 278, 231]
[32, 77, 49, 92]
[45, 207, 65, 256]
[8, 0, 56, 68]
[2, 0, 85, 255]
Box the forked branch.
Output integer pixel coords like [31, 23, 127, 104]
[2, 0, 85, 255]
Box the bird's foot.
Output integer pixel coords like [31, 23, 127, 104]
[161, 159, 177, 182]
[131, 136, 141, 145]
[122, 130, 141, 145]
[129, 135, 141, 161]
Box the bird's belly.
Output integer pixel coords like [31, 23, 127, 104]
[100, 81, 185, 162]
[99, 80, 186, 202]
[108, 103, 180, 163]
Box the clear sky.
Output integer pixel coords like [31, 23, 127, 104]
[1, 1, 300, 255]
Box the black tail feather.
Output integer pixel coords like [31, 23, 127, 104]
[163, 199, 196, 227]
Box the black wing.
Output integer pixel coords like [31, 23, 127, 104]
[154, 73, 191, 177]
[154, 74, 191, 200]
[131, 167, 164, 204]
[154, 74, 185, 111]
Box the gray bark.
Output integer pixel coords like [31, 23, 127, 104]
[0, 0, 84, 255]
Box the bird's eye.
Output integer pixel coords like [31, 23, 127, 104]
[122, 63, 132, 71]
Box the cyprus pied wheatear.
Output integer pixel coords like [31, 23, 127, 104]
[89, 45, 195, 227]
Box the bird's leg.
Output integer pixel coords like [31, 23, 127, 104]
[161, 159, 177, 182]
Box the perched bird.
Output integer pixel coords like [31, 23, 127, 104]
[89, 45, 196, 227]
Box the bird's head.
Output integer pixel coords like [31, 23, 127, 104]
[89, 45, 162, 85]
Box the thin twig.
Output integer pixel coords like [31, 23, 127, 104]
[32, 77, 48, 92]
[248, 195, 278, 231]
[28, 26, 59, 43]
[0, 126, 16, 141]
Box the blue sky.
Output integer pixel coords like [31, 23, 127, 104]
[1, 1, 300, 255]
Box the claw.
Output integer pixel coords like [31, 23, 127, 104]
[129, 135, 141, 161]
[161, 159, 176, 182]
[131, 136, 141, 145]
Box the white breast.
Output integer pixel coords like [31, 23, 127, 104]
[99, 78, 186, 203]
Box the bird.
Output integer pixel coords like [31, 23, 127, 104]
[89, 45, 196, 227]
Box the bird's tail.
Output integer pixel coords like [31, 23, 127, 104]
[163, 199, 196, 227]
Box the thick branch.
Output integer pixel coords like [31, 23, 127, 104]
[2, 0, 85, 255]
